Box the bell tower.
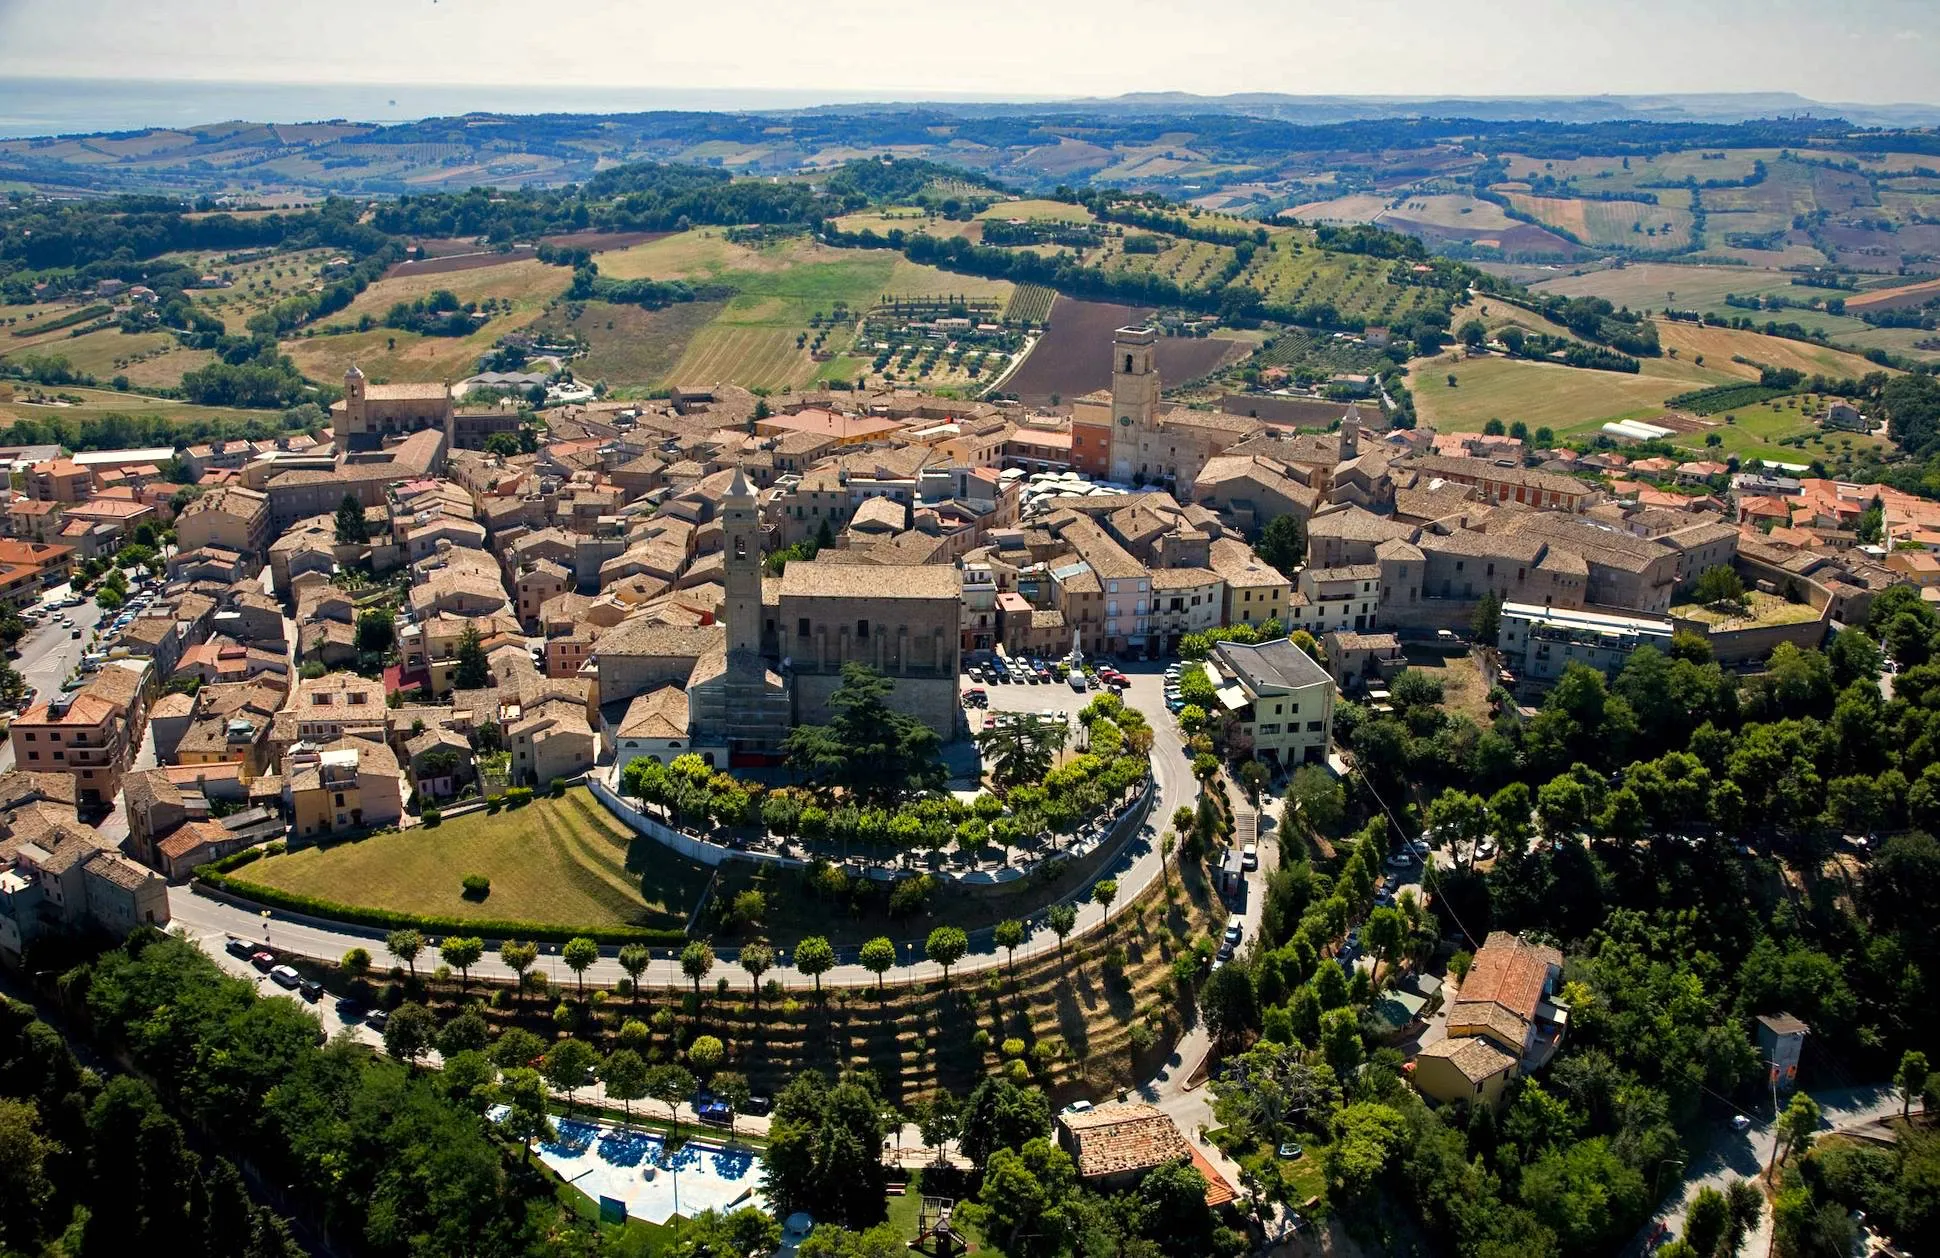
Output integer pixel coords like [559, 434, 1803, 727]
[722, 466, 763, 658]
[1109, 326, 1160, 482]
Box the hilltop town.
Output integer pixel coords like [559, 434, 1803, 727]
[2, 137, 1940, 1258]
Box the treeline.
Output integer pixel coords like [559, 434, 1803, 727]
[0, 992, 304, 1258]
[0, 196, 397, 300]
[70, 930, 600, 1258]
[368, 156, 980, 243]
[1528, 293, 1662, 356]
[563, 261, 733, 310]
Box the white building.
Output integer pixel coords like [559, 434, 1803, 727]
[1496, 600, 1673, 690]
[1205, 637, 1337, 768]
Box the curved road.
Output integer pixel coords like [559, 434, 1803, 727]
[168, 664, 1203, 992]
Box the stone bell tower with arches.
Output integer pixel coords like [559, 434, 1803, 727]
[1108, 326, 1160, 483]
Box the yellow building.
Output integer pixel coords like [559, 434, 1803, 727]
[1210, 537, 1290, 631]
[1413, 1037, 1519, 1107]
[289, 737, 404, 843]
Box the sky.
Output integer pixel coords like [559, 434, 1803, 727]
[0, 0, 1933, 105]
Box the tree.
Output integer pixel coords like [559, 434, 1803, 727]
[926, 926, 968, 986]
[688, 1034, 726, 1078]
[739, 942, 774, 1004]
[452, 626, 489, 690]
[1363, 905, 1407, 981]
[914, 1092, 961, 1166]
[783, 663, 945, 806]
[959, 1077, 1052, 1171]
[1133, 1157, 1217, 1255]
[1459, 318, 1487, 348]
[1092, 877, 1119, 928]
[1472, 589, 1503, 643]
[617, 943, 651, 1002]
[381, 1002, 437, 1070]
[1694, 564, 1748, 612]
[1775, 1091, 1822, 1176]
[765, 1072, 891, 1228]
[859, 937, 896, 990]
[499, 939, 538, 1005]
[495, 1067, 555, 1161]
[561, 936, 598, 1000]
[1047, 902, 1077, 964]
[1285, 764, 1346, 840]
[1685, 1186, 1730, 1257]
[340, 946, 371, 981]
[1201, 964, 1260, 1050]
[1255, 512, 1306, 573]
[1898, 1050, 1930, 1119]
[355, 607, 395, 654]
[545, 1037, 599, 1117]
[386, 929, 424, 977]
[715, 1071, 752, 1138]
[491, 1026, 546, 1070]
[680, 940, 715, 999]
[973, 1138, 1076, 1258]
[1319, 1006, 1363, 1077]
[646, 1063, 697, 1139]
[437, 1008, 490, 1057]
[439, 935, 484, 987]
[334, 493, 369, 544]
[994, 919, 1026, 974]
[795, 936, 835, 996]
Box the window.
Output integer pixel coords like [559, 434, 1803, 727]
[1307, 720, 1323, 732]
[334, 792, 346, 807]
[797, 618, 810, 637]
[857, 619, 870, 639]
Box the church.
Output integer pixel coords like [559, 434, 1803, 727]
[595, 469, 963, 773]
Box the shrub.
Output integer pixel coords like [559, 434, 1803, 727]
[1002, 1036, 1026, 1060]
[1129, 1020, 1161, 1053]
[548, 777, 567, 798]
[504, 787, 534, 809]
[461, 874, 490, 900]
[421, 806, 442, 827]
[485, 795, 504, 814]
[1006, 1060, 1031, 1084]
[972, 1028, 993, 1051]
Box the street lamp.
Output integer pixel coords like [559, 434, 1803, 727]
[261, 909, 272, 941]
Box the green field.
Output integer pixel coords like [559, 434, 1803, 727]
[1502, 193, 1697, 250]
[0, 382, 284, 428]
[238, 789, 708, 931]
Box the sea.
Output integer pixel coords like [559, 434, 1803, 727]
[0, 77, 1032, 139]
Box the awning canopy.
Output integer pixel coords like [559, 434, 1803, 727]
[1216, 684, 1249, 712]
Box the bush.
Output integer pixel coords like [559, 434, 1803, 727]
[485, 795, 505, 814]
[421, 806, 442, 827]
[548, 777, 567, 798]
[504, 787, 534, 809]
[1129, 1020, 1161, 1053]
[972, 1028, 992, 1051]
[1002, 1036, 1027, 1060]
[461, 874, 491, 900]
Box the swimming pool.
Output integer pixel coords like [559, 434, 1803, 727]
[510, 1112, 767, 1225]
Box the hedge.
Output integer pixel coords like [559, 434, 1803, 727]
[193, 864, 689, 948]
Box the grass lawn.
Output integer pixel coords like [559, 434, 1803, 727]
[1409, 351, 1723, 435]
[885, 1168, 986, 1249]
[0, 382, 283, 428]
[1673, 590, 1823, 628]
[1401, 647, 1494, 726]
[238, 789, 708, 931]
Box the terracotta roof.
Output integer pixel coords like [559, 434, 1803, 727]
[1417, 1034, 1519, 1083]
[778, 560, 960, 600]
[1449, 931, 1561, 1038]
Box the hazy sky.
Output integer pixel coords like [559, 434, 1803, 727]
[0, 0, 1933, 104]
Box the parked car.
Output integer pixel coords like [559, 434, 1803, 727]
[1241, 843, 1258, 870]
[1384, 851, 1416, 870]
[1061, 1100, 1094, 1117]
[743, 1095, 773, 1117]
[250, 951, 276, 972]
[269, 965, 302, 989]
[335, 998, 367, 1022]
[299, 979, 324, 1002]
[1224, 922, 1244, 947]
[365, 1009, 390, 1032]
[1731, 1114, 1753, 1132]
[1068, 673, 1087, 692]
[697, 1099, 732, 1126]
[225, 937, 255, 960]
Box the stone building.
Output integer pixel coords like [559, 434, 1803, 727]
[332, 365, 453, 453]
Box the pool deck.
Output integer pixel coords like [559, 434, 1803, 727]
[506, 1110, 767, 1225]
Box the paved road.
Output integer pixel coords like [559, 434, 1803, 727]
[169, 658, 1200, 992]
[1636, 1085, 1916, 1256]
